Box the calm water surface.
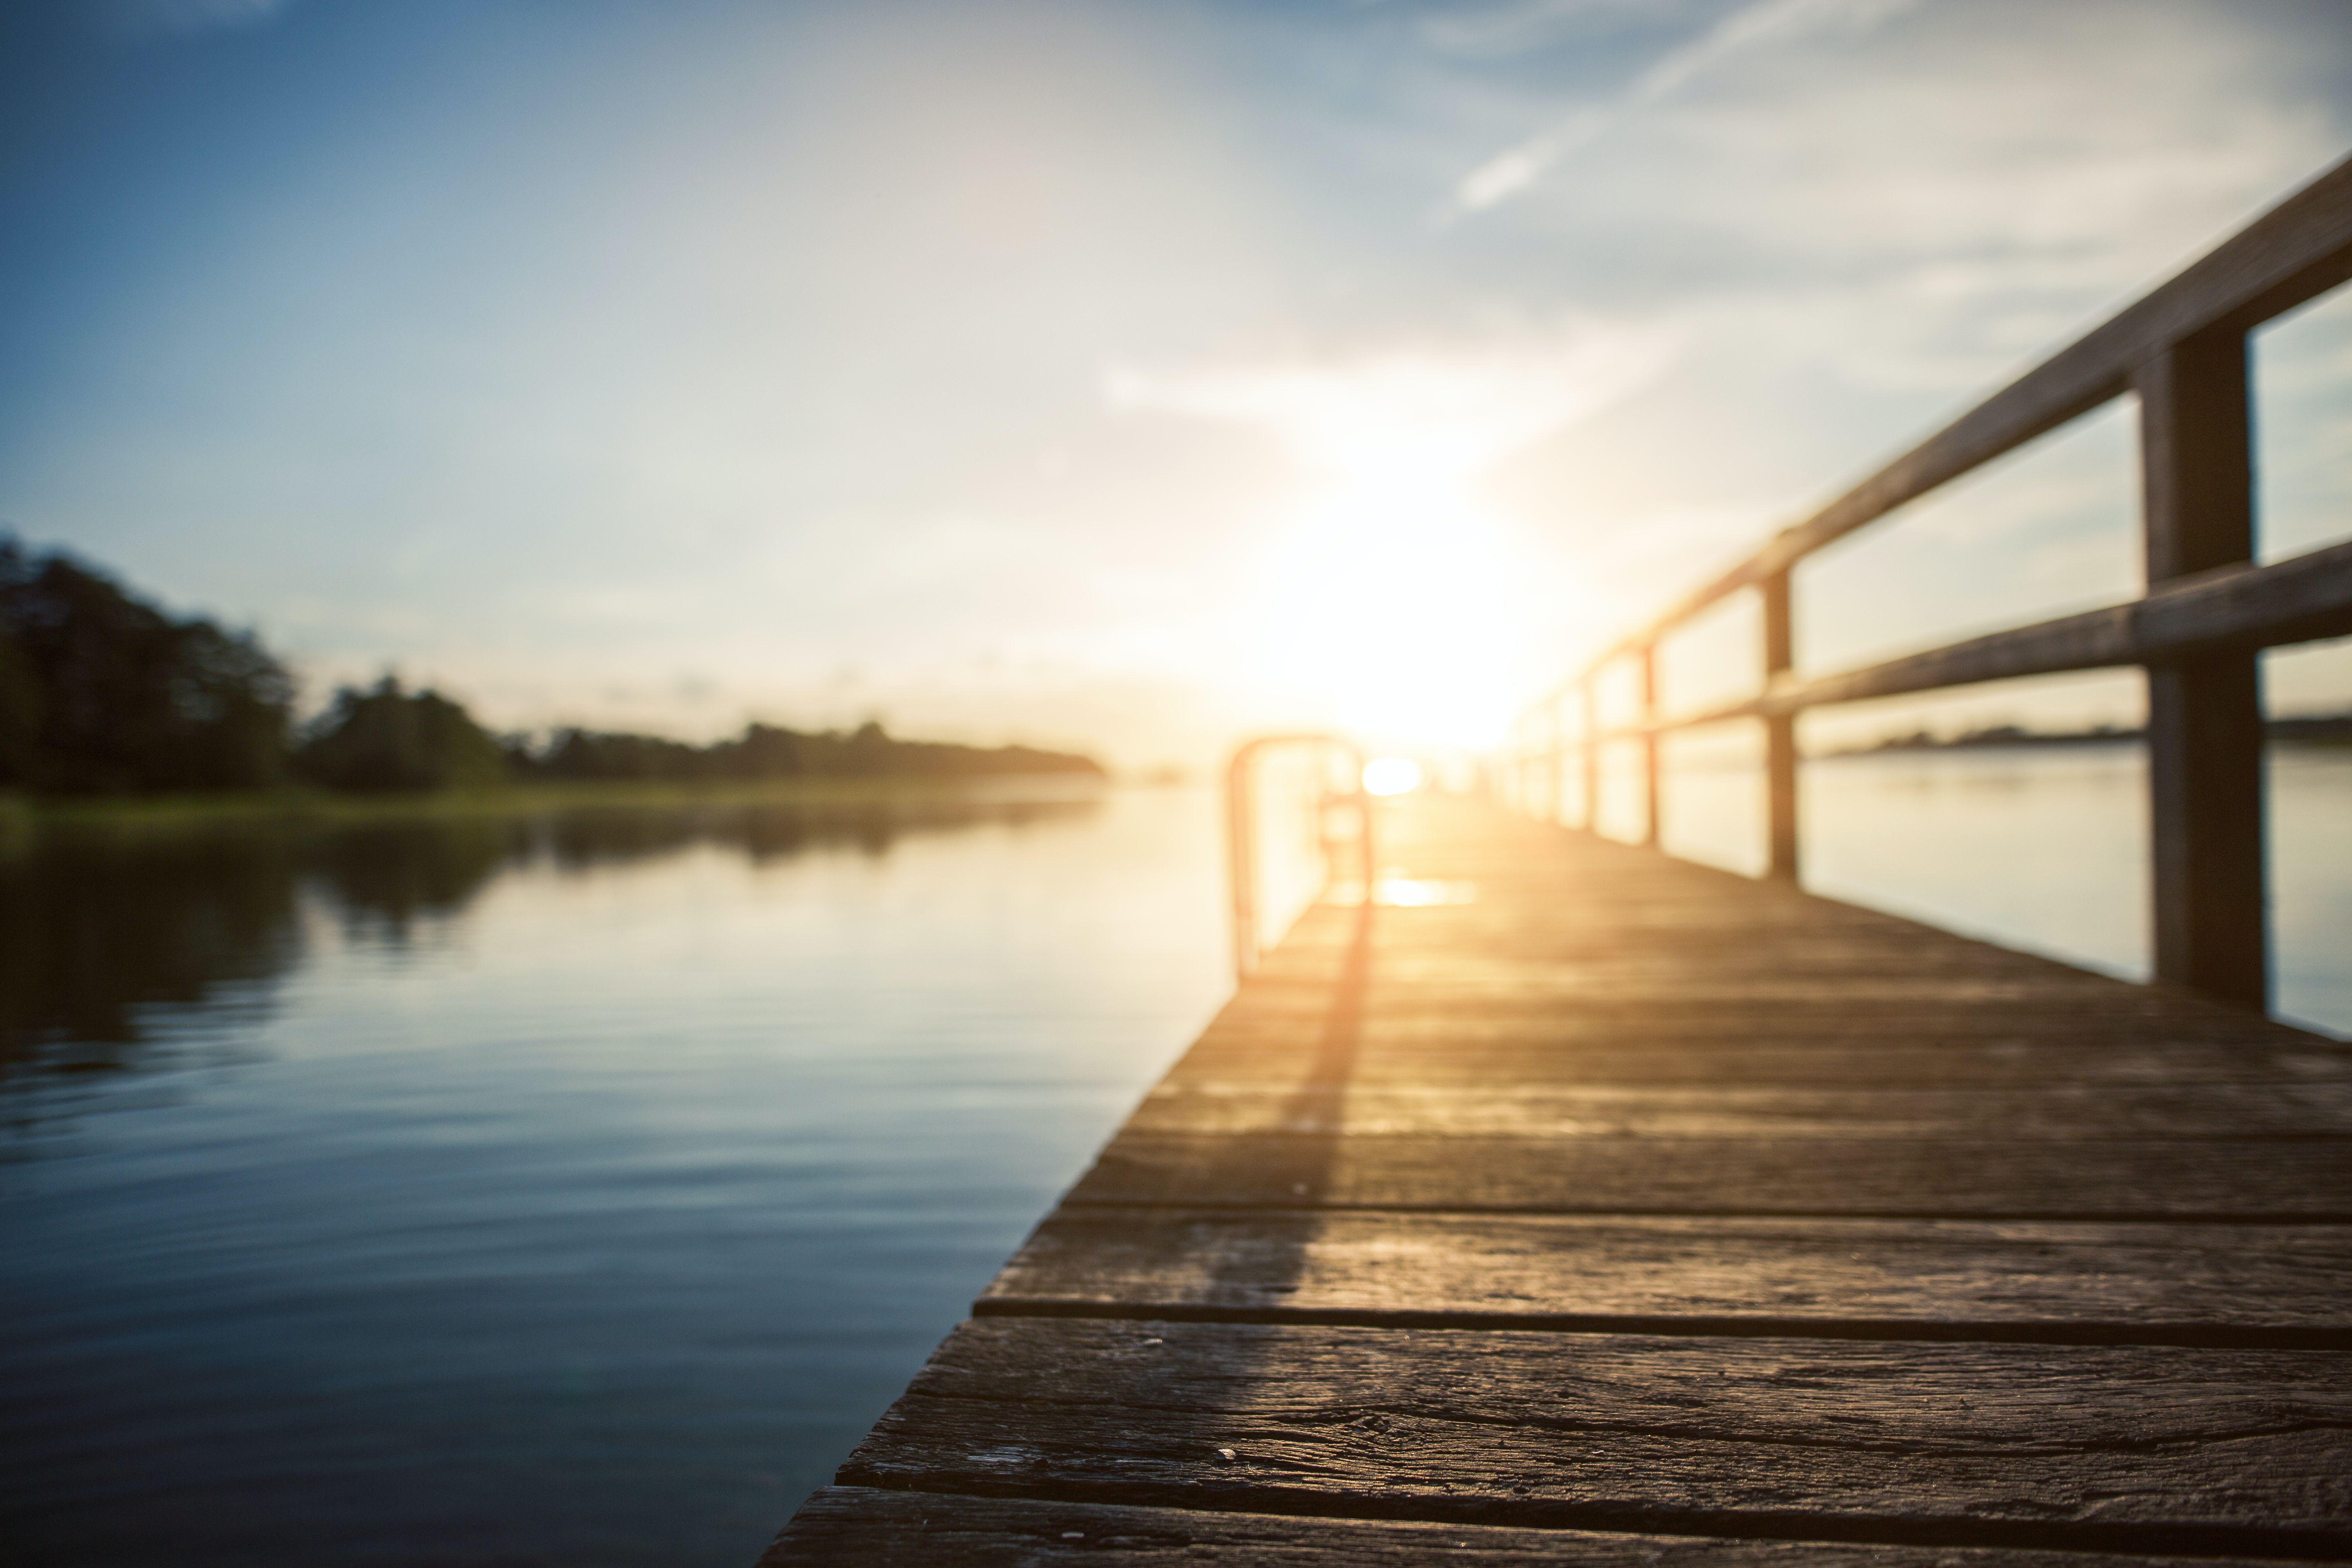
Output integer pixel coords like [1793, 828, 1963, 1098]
[1662, 741, 2352, 1036]
[2, 788, 1229, 1567]
[5, 756, 2347, 1567]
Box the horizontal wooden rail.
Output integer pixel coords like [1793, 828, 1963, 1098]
[1594, 536, 2352, 739]
[1551, 155, 2352, 694]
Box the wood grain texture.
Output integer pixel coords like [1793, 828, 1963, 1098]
[837, 1318, 2352, 1556]
[1172, 1036, 2352, 1090]
[979, 1210, 2352, 1343]
[1196, 988, 2304, 1029]
[2139, 326, 2266, 1009]
[1203, 982, 2312, 1038]
[1123, 1081, 2352, 1139]
[766, 1488, 2307, 1567]
[1067, 1132, 2352, 1220]
[769, 793, 2352, 1561]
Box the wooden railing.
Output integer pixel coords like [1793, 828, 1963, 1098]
[1506, 153, 2352, 1011]
[1226, 735, 1371, 979]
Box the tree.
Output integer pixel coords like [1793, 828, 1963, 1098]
[296, 677, 506, 793]
[0, 622, 40, 787]
[0, 536, 294, 793]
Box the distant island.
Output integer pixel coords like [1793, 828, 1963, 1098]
[0, 535, 1104, 799]
[1842, 716, 2352, 754]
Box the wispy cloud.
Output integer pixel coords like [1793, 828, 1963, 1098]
[1450, 0, 1923, 214]
[1104, 320, 1681, 483]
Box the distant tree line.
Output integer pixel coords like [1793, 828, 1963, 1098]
[1851, 717, 2352, 754]
[508, 719, 1104, 784]
[0, 535, 1103, 796]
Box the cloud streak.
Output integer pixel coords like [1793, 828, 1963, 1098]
[1103, 321, 1681, 484]
[1451, 0, 1924, 214]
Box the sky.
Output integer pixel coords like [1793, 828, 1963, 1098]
[2, 0, 2349, 767]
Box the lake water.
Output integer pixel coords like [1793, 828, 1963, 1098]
[1659, 742, 2352, 1037]
[4, 756, 2347, 1568]
[2, 788, 1230, 1567]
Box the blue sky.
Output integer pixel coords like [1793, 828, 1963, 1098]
[3, 0, 2349, 764]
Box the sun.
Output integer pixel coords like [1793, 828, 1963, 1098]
[1116, 336, 1641, 748]
[1250, 388, 1559, 748]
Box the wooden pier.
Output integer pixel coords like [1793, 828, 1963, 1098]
[762, 156, 2352, 1564]
[766, 791, 2352, 1564]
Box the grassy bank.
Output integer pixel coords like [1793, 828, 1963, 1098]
[0, 773, 1111, 851]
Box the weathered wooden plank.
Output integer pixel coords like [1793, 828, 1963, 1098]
[1363, 962, 2134, 995]
[1191, 978, 2336, 1041]
[1168, 1038, 2352, 1091]
[1317, 973, 2156, 1000]
[980, 1210, 2352, 1343]
[1255, 889, 2068, 943]
[1189, 997, 2340, 1046]
[1209, 957, 2296, 1011]
[1215, 984, 2256, 1023]
[1244, 913, 2228, 990]
[1068, 1133, 2352, 1219]
[1123, 1081, 2352, 1139]
[1246, 909, 2116, 955]
[766, 1488, 2307, 1566]
[1256, 934, 2136, 974]
[837, 1319, 2352, 1556]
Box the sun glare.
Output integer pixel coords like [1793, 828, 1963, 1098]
[1362, 757, 1422, 795]
[1255, 410, 1558, 749]
[1117, 335, 1653, 752]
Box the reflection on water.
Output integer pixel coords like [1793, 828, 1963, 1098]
[8, 757, 2346, 1566]
[0, 788, 1227, 1568]
[1, 797, 1099, 1113]
[1661, 741, 2352, 1037]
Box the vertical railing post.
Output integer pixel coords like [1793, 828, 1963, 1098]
[1571, 677, 1590, 832]
[2135, 327, 2266, 1008]
[1762, 570, 1800, 881]
[1350, 743, 1376, 893]
[1547, 695, 1567, 824]
[1581, 677, 1601, 834]
[1227, 736, 1372, 980]
[1638, 645, 1661, 848]
[1226, 746, 1258, 977]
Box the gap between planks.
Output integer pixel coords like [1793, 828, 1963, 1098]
[833, 1316, 2352, 1562]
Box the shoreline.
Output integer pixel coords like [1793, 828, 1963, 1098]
[0, 773, 1118, 849]
[1831, 722, 2351, 759]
